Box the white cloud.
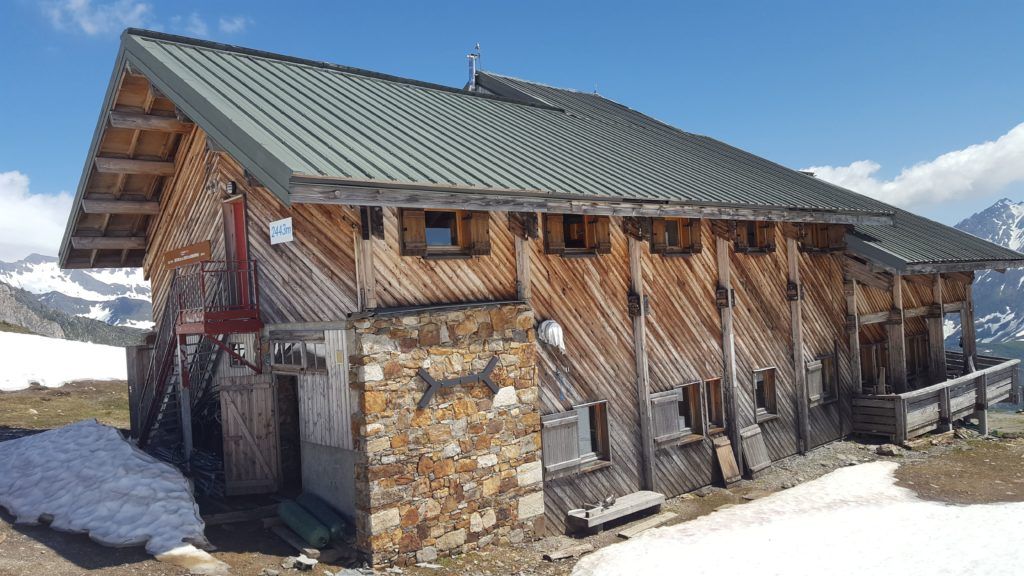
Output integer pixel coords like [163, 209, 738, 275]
[804, 122, 1024, 208]
[218, 15, 251, 34]
[45, 0, 152, 35]
[0, 172, 73, 262]
[183, 12, 208, 36]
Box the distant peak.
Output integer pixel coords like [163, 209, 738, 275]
[23, 253, 57, 264]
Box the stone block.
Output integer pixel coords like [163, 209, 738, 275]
[516, 461, 542, 487]
[370, 507, 400, 534]
[477, 454, 498, 468]
[517, 492, 544, 519]
[492, 386, 517, 408]
[436, 528, 467, 551]
[358, 364, 385, 383]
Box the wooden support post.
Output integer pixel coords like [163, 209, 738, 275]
[846, 279, 862, 395]
[787, 238, 809, 453]
[975, 371, 989, 436]
[716, 236, 742, 471]
[628, 237, 655, 491]
[963, 280, 978, 371]
[888, 274, 908, 393]
[927, 274, 947, 384]
[938, 386, 952, 433]
[515, 235, 531, 301]
[354, 207, 378, 311]
[176, 334, 193, 463]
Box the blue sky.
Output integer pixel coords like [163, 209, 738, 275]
[1, 0, 1023, 259]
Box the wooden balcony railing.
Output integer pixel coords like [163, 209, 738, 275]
[175, 260, 262, 335]
[853, 355, 1020, 443]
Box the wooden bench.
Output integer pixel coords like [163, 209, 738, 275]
[566, 490, 665, 533]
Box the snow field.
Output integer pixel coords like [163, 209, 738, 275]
[0, 331, 127, 391]
[573, 461, 1024, 576]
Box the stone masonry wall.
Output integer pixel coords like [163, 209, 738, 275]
[349, 303, 543, 566]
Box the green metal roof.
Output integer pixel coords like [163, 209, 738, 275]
[120, 29, 893, 223]
[478, 72, 1024, 273]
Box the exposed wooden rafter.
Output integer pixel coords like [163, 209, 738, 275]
[109, 111, 192, 133]
[94, 157, 176, 176]
[82, 198, 161, 215]
[72, 236, 147, 250]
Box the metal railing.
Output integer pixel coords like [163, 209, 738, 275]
[175, 260, 260, 326]
[135, 278, 182, 446]
[853, 355, 1020, 442]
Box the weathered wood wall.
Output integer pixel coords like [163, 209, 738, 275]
[643, 221, 720, 494]
[529, 219, 643, 535]
[799, 251, 849, 445]
[729, 224, 797, 461]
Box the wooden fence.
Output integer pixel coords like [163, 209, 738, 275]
[853, 355, 1020, 443]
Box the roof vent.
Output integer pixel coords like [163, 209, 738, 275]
[466, 43, 481, 91]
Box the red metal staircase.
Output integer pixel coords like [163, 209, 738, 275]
[133, 260, 263, 460]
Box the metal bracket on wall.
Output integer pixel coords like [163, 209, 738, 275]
[417, 356, 500, 409]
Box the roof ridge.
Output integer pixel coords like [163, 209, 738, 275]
[123, 28, 564, 112]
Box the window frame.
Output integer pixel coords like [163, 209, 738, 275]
[271, 339, 329, 373]
[541, 400, 611, 476]
[651, 381, 705, 446]
[807, 354, 838, 407]
[753, 367, 779, 422]
[704, 377, 725, 434]
[399, 208, 491, 259]
[733, 220, 776, 254]
[228, 342, 248, 367]
[799, 223, 846, 253]
[543, 213, 612, 257]
[651, 218, 703, 256]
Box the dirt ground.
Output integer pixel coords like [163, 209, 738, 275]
[3, 385, 1024, 576]
[0, 380, 129, 441]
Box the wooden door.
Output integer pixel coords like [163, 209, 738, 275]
[221, 376, 280, 495]
[222, 197, 251, 307]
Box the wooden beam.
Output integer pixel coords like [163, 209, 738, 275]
[515, 235, 531, 301]
[717, 236, 742, 471]
[353, 222, 378, 311]
[844, 257, 892, 292]
[859, 310, 890, 325]
[81, 198, 161, 215]
[888, 275, 908, 393]
[290, 181, 894, 226]
[787, 237, 809, 453]
[846, 278, 862, 434]
[70, 236, 146, 250]
[927, 274, 947, 385]
[628, 236, 655, 491]
[109, 111, 192, 133]
[94, 157, 176, 176]
[963, 280, 977, 370]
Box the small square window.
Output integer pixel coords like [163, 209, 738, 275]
[424, 210, 460, 247]
[652, 382, 703, 444]
[305, 342, 328, 372]
[734, 221, 775, 253]
[652, 218, 702, 255]
[575, 401, 610, 465]
[229, 342, 247, 366]
[753, 368, 778, 420]
[543, 214, 612, 256]
[273, 341, 303, 367]
[800, 224, 846, 253]
[563, 215, 589, 249]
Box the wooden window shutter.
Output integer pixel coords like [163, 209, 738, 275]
[593, 216, 612, 254]
[541, 411, 580, 472]
[543, 214, 565, 255]
[828, 225, 846, 251]
[733, 221, 749, 251]
[806, 360, 823, 404]
[689, 219, 703, 253]
[758, 221, 776, 252]
[651, 388, 683, 442]
[651, 218, 667, 253]
[400, 208, 426, 256]
[467, 211, 491, 255]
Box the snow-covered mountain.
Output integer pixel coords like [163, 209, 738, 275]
[0, 254, 152, 329]
[953, 198, 1024, 349]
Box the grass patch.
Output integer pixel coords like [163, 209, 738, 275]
[0, 380, 129, 431]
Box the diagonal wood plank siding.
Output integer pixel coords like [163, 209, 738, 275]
[529, 220, 643, 535]
[799, 251, 848, 444]
[729, 224, 798, 461]
[643, 221, 720, 495]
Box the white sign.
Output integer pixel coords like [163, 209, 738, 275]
[270, 217, 294, 245]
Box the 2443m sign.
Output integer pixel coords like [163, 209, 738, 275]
[270, 217, 294, 245]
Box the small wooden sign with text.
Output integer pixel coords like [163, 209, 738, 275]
[163, 240, 212, 269]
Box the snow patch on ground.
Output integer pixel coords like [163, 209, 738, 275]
[121, 318, 156, 330]
[573, 462, 1024, 576]
[0, 331, 126, 391]
[0, 420, 227, 575]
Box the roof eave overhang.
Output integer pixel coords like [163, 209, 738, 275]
[846, 235, 1024, 275]
[289, 175, 895, 226]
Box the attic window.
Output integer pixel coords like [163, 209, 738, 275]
[400, 208, 491, 258]
[652, 218, 703, 255]
[734, 221, 776, 253]
[800, 224, 846, 253]
[543, 214, 611, 256]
